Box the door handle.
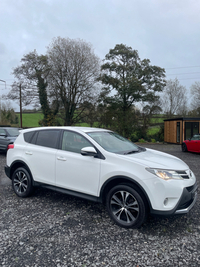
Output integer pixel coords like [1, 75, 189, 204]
[25, 151, 33, 155]
[57, 156, 67, 161]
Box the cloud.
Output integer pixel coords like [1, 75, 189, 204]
[0, 0, 200, 96]
[0, 43, 6, 55]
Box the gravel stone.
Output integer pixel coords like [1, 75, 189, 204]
[0, 144, 200, 266]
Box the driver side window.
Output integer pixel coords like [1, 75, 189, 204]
[62, 131, 92, 154]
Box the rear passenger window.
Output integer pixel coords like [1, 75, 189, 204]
[35, 130, 60, 149]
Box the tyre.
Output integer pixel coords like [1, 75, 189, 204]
[12, 167, 33, 198]
[182, 143, 188, 152]
[106, 184, 148, 229]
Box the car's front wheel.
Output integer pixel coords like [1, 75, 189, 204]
[182, 143, 188, 152]
[106, 184, 148, 228]
[12, 167, 33, 198]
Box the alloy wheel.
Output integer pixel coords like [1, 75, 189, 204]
[110, 190, 139, 224]
[13, 170, 28, 194]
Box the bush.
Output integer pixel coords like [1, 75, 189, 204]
[149, 125, 164, 142]
[0, 106, 19, 126]
[138, 138, 146, 143]
[130, 133, 138, 142]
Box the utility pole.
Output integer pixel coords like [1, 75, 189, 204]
[0, 80, 6, 123]
[19, 84, 22, 128]
[0, 80, 6, 88]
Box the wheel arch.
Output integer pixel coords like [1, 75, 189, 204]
[182, 142, 188, 152]
[100, 176, 152, 210]
[10, 160, 34, 182]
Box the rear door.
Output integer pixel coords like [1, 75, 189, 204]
[24, 129, 60, 185]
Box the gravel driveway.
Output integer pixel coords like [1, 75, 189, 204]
[0, 144, 200, 267]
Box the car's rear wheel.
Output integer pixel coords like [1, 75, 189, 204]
[106, 185, 148, 228]
[12, 167, 33, 198]
[182, 143, 188, 152]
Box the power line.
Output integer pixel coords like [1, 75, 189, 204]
[167, 72, 200, 76]
[174, 77, 200, 81]
[0, 84, 38, 90]
[165, 66, 200, 70]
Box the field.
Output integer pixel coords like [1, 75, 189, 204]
[16, 112, 163, 140]
[17, 112, 43, 127]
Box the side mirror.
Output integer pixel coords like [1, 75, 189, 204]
[81, 147, 97, 157]
[0, 133, 6, 137]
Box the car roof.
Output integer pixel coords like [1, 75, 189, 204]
[20, 126, 111, 134]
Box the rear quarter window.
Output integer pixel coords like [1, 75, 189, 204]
[24, 131, 36, 143]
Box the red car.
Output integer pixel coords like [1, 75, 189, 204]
[182, 134, 200, 153]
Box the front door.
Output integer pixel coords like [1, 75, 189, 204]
[56, 131, 101, 196]
[189, 134, 200, 152]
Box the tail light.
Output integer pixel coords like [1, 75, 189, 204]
[7, 144, 14, 151]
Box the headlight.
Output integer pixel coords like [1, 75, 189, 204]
[146, 168, 183, 180]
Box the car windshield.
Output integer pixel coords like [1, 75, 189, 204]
[87, 131, 140, 154]
[6, 128, 20, 137]
[191, 134, 200, 140]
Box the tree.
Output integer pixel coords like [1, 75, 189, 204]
[9, 50, 58, 125]
[47, 37, 101, 125]
[161, 78, 188, 118]
[5, 82, 37, 107]
[138, 99, 162, 139]
[99, 44, 166, 137]
[190, 81, 200, 116]
[80, 102, 97, 127]
[0, 102, 19, 125]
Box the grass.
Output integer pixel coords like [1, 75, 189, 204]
[75, 122, 90, 127]
[17, 113, 43, 127]
[147, 126, 161, 135]
[75, 122, 100, 127]
[150, 117, 165, 124]
[16, 112, 163, 139]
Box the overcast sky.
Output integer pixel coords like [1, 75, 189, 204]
[0, 0, 200, 109]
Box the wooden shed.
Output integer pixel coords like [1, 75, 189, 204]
[164, 117, 200, 144]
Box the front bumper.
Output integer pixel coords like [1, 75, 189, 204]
[175, 183, 198, 214]
[151, 182, 198, 216]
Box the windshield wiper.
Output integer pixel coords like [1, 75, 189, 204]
[124, 150, 139, 155]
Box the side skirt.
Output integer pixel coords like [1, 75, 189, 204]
[33, 181, 102, 203]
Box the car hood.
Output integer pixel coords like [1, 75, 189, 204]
[118, 148, 189, 170]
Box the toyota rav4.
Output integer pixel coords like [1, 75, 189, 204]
[5, 127, 198, 228]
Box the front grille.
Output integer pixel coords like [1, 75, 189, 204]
[176, 171, 189, 179]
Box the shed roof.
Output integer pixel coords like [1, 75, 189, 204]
[164, 117, 200, 122]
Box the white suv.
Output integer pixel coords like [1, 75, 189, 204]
[5, 127, 197, 228]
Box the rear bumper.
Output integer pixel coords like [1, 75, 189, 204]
[4, 165, 11, 179]
[151, 182, 198, 216]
